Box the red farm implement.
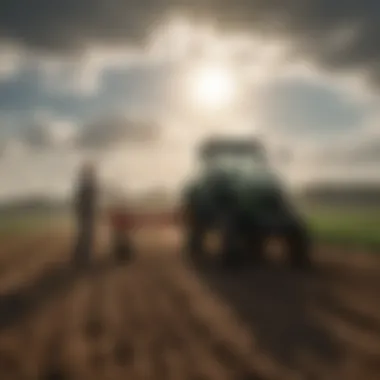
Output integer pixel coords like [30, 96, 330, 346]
[107, 206, 183, 261]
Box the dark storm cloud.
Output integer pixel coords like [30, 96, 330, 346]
[0, 0, 164, 52]
[1, 1, 380, 83]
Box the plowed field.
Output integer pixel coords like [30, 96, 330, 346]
[0, 225, 379, 380]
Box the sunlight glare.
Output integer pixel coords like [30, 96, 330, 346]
[188, 65, 236, 109]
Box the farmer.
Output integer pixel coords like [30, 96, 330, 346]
[73, 162, 98, 267]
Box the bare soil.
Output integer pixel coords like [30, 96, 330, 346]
[0, 226, 379, 380]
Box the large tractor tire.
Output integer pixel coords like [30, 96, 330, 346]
[185, 227, 205, 265]
[287, 226, 312, 270]
[185, 212, 247, 271]
[218, 219, 247, 270]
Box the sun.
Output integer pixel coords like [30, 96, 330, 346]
[187, 64, 237, 109]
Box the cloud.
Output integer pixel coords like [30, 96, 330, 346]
[1, 1, 380, 86]
[20, 113, 77, 149]
[0, 45, 22, 81]
[312, 118, 380, 165]
[38, 48, 150, 96]
[13, 111, 161, 152]
[255, 76, 373, 139]
[0, 138, 28, 160]
[269, 110, 380, 186]
[78, 113, 162, 149]
[2, 2, 380, 199]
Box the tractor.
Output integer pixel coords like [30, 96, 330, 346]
[181, 136, 312, 270]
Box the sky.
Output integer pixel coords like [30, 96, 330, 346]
[1, 1, 380, 201]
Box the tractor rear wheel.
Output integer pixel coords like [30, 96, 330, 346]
[287, 227, 312, 270]
[185, 227, 205, 265]
[219, 222, 246, 270]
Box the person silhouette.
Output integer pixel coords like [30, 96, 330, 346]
[73, 162, 97, 267]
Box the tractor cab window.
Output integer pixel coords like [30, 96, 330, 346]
[200, 141, 269, 175]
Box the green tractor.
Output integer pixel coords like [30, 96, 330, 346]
[181, 136, 311, 270]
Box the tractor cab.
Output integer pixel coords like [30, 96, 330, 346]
[199, 137, 269, 176]
[196, 137, 278, 187]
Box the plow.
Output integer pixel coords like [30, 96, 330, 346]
[108, 207, 182, 261]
